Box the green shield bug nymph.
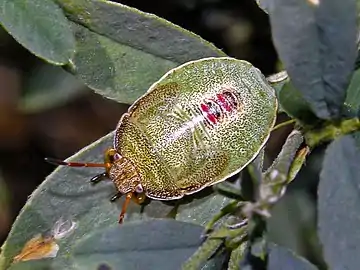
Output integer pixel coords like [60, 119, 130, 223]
[46, 57, 278, 223]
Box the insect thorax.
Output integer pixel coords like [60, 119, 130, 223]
[108, 156, 141, 194]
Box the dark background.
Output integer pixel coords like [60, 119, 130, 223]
[0, 0, 293, 254]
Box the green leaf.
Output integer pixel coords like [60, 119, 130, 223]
[267, 0, 358, 119]
[0, 132, 231, 270]
[0, 0, 75, 65]
[67, 23, 177, 104]
[267, 72, 318, 125]
[345, 68, 360, 114]
[277, 80, 318, 125]
[72, 220, 204, 270]
[268, 243, 317, 270]
[19, 64, 87, 113]
[228, 242, 247, 270]
[264, 130, 304, 182]
[318, 135, 360, 270]
[58, 0, 224, 64]
[182, 226, 229, 270]
[267, 191, 319, 263]
[56, 0, 226, 104]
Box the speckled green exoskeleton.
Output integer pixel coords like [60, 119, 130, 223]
[47, 57, 278, 223]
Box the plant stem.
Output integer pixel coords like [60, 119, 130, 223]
[305, 117, 360, 148]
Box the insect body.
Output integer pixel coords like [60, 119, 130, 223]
[47, 57, 278, 223]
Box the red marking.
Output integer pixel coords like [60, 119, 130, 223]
[207, 113, 217, 124]
[200, 103, 209, 113]
[200, 103, 218, 125]
[199, 89, 239, 127]
[216, 94, 232, 112]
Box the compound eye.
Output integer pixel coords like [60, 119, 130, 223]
[135, 183, 144, 193]
[104, 149, 121, 163]
[113, 153, 121, 161]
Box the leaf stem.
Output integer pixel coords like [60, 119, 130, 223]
[305, 117, 360, 148]
[272, 119, 296, 132]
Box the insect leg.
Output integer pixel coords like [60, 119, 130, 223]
[110, 192, 122, 202]
[118, 192, 133, 223]
[90, 172, 108, 184]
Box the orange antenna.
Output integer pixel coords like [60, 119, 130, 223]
[45, 157, 108, 168]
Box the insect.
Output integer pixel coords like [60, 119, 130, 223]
[46, 57, 278, 223]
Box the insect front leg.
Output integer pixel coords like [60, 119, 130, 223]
[90, 172, 108, 184]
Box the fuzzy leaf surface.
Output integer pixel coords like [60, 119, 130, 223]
[277, 80, 318, 125]
[318, 135, 360, 270]
[72, 220, 205, 270]
[19, 64, 87, 113]
[0, 0, 75, 64]
[268, 243, 317, 270]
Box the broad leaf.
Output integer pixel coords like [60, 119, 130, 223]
[72, 220, 205, 270]
[268, 243, 317, 270]
[67, 23, 177, 104]
[0, 0, 75, 65]
[267, 0, 357, 119]
[268, 191, 321, 264]
[318, 135, 360, 270]
[57, 0, 224, 64]
[19, 64, 87, 113]
[57, 0, 226, 104]
[277, 80, 318, 125]
[0, 132, 231, 269]
[267, 71, 319, 124]
[6, 221, 214, 270]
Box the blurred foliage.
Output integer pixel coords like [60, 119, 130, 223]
[0, 173, 10, 245]
[19, 64, 87, 113]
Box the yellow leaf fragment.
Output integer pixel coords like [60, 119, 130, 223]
[13, 234, 59, 262]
